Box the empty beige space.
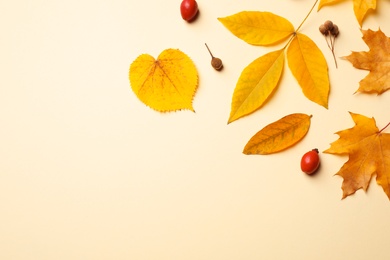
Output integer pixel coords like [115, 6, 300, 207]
[1, 1, 390, 259]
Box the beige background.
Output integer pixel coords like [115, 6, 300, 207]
[1, 0, 390, 259]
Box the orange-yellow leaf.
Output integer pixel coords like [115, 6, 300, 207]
[318, 0, 376, 27]
[243, 113, 312, 155]
[228, 49, 285, 123]
[324, 112, 390, 200]
[129, 49, 198, 112]
[218, 11, 295, 46]
[318, 0, 345, 9]
[287, 33, 329, 108]
[343, 29, 390, 94]
[353, 0, 376, 27]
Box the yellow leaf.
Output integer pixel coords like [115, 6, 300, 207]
[353, 0, 376, 27]
[129, 49, 198, 112]
[243, 113, 312, 155]
[218, 11, 295, 46]
[228, 49, 285, 123]
[287, 33, 329, 108]
[318, 0, 345, 10]
[324, 112, 390, 200]
[318, 0, 376, 27]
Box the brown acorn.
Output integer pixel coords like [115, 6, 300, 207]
[205, 43, 223, 71]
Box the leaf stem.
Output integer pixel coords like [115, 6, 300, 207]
[325, 34, 338, 68]
[331, 38, 338, 68]
[296, 0, 319, 32]
[205, 43, 214, 58]
[283, 32, 297, 50]
[378, 122, 390, 134]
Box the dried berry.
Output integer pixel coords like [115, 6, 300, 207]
[324, 20, 334, 31]
[319, 20, 339, 68]
[331, 24, 339, 37]
[319, 24, 328, 35]
[205, 43, 223, 71]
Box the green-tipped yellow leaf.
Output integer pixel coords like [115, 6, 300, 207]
[129, 49, 198, 112]
[228, 49, 285, 123]
[287, 33, 329, 108]
[218, 11, 295, 46]
[243, 113, 312, 155]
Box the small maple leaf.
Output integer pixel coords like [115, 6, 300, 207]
[343, 29, 390, 94]
[318, 0, 376, 27]
[129, 49, 198, 112]
[324, 112, 390, 200]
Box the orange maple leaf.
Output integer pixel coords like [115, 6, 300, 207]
[343, 29, 390, 94]
[324, 112, 390, 200]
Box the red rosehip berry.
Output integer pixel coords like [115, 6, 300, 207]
[180, 0, 198, 22]
[300, 148, 320, 175]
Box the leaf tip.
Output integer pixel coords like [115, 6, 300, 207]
[227, 114, 239, 124]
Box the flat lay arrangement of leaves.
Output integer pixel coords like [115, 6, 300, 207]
[219, 10, 330, 123]
[129, 0, 390, 200]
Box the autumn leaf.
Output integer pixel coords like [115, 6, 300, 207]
[243, 113, 312, 155]
[287, 33, 329, 108]
[318, 0, 376, 27]
[129, 48, 198, 112]
[218, 11, 295, 46]
[228, 49, 285, 123]
[343, 29, 390, 94]
[219, 8, 331, 123]
[324, 112, 390, 200]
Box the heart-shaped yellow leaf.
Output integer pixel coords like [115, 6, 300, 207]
[129, 49, 198, 112]
[287, 33, 329, 108]
[218, 11, 295, 46]
[228, 49, 285, 123]
[243, 113, 312, 155]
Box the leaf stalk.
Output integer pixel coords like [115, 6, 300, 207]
[284, 0, 319, 50]
[295, 0, 319, 33]
[378, 122, 390, 134]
